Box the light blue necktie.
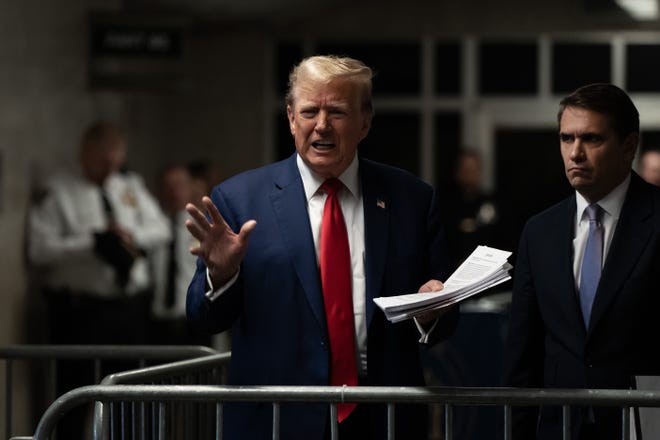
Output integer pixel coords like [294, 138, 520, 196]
[579, 204, 603, 328]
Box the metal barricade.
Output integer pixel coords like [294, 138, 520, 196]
[94, 352, 231, 440]
[0, 345, 218, 439]
[17, 384, 660, 440]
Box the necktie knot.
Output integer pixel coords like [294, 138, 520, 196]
[585, 204, 602, 224]
[322, 178, 343, 197]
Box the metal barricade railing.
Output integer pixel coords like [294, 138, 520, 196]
[17, 384, 660, 440]
[94, 352, 231, 440]
[0, 345, 218, 439]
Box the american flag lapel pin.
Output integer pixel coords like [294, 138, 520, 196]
[376, 199, 386, 209]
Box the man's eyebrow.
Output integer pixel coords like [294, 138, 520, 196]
[559, 131, 604, 140]
[326, 104, 348, 110]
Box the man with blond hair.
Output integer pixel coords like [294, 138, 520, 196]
[186, 55, 457, 439]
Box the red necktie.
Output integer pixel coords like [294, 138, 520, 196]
[320, 178, 358, 423]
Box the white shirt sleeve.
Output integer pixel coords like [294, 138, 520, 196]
[204, 268, 240, 301]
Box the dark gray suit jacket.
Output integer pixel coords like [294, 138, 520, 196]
[503, 172, 660, 439]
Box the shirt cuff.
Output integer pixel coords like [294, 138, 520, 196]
[204, 268, 240, 302]
[414, 317, 439, 344]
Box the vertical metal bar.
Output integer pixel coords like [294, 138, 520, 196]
[272, 403, 280, 440]
[329, 405, 338, 440]
[622, 407, 630, 440]
[121, 402, 126, 440]
[170, 400, 175, 439]
[445, 404, 453, 440]
[110, 403, 115, 440]
[503, 405, 512, 440]
[195, 394, 201, 439]
[6, 360, 12, 440]
[158, 402, 166, 440]
[141, 401, 146, 440]
[562, 405, 571, 440]
[131, 401, 137, 440]
[216, 403, 223, 440]
[151, 401, 157, 440]
[387, 403, 396, 440]
[206, 399, 212, 439]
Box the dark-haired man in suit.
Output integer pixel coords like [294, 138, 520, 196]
[503, 83, 660, 439]
[185, 55, 458, 440]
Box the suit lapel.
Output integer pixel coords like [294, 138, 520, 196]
[588, 174, 653, 334]
[361, 160, 390, 327]
[269, 155, 326, 333]
[556, 197, 588, 337]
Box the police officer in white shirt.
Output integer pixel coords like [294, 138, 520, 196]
[29, 120, 171, 340]
[27, 121, 170, 438]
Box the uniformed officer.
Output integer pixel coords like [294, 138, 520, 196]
[27, 121, 170, 439]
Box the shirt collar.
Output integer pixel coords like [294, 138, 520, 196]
[575, 173, 630, 223]
[296, 153, 360, 201]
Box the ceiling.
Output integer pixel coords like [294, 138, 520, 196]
[126, 0, 337, 19]
[122, 0, 656, 23]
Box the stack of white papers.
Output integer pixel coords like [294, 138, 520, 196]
[373, 245, 513, 323]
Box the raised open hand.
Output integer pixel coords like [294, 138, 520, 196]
[185, 196, 257, 287]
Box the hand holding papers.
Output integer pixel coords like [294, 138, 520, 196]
[374, 245, 513, 322]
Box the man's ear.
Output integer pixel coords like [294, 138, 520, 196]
[359, 113, 372, 142]
[624, 132, 639, 163]
[286, 105, 296, 136]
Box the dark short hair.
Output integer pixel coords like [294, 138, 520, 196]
[557, 83, 639, 140]
[80, 120, 125, 151]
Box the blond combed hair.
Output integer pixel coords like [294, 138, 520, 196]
[285, 55, 374, 115]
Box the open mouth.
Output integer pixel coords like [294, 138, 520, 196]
[312, 141, 336, 150]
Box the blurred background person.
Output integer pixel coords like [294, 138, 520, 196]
[151, 164, 211, 346]
[27, 121, 171, 439]
[187, 160, 224, 209]
[442, 149, 501, 271]
[184, 159, 232, 351]
[638, 148, 660, 187]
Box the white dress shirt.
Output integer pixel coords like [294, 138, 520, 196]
[572, 173, 630, 291]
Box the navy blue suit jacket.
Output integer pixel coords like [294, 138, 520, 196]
[503, 173, 660, 440]
[187, 153, 456, 439]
